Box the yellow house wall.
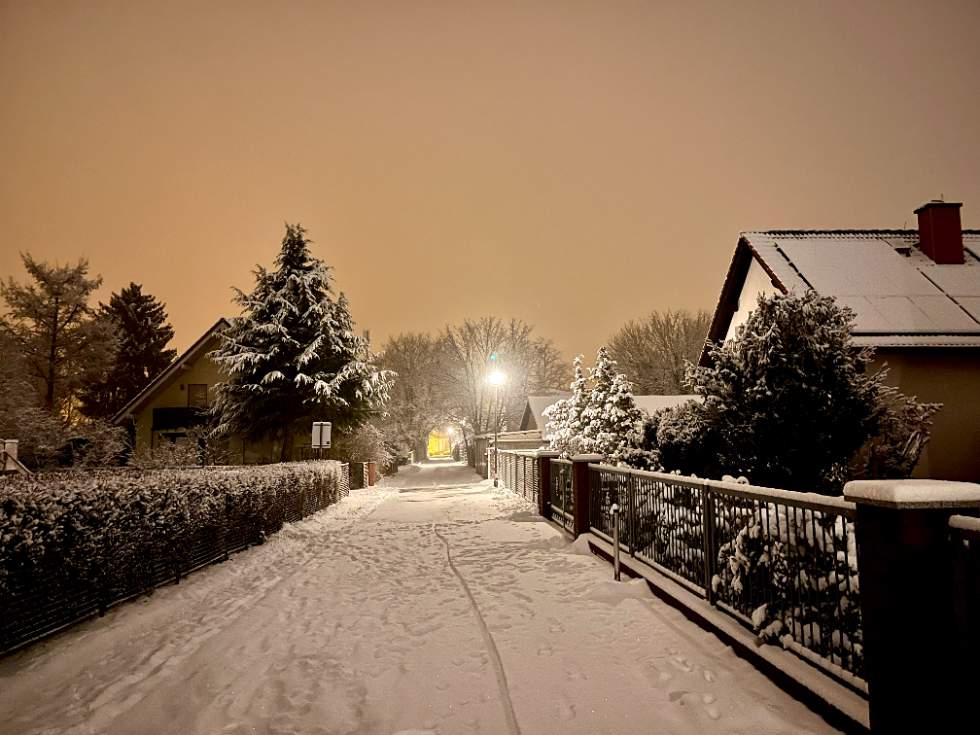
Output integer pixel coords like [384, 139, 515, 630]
[133, 336, 227, 452]
[871, 349, 980, 482]
[130, 339, 327, 465]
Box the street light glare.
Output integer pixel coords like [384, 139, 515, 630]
[487, 369, 506, 386]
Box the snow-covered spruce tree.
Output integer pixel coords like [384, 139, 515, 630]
[545, 354, 588, 456]
[577, 347, 618, 455]
[210, 224, 393, 461]
[596, 372, 647, 464]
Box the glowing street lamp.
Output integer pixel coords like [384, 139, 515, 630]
[487, 369, 506, 486]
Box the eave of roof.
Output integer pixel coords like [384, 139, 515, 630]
[111, 318, 231, 424]
[700, 230, 980, 364]
[852, 334, 980, 348]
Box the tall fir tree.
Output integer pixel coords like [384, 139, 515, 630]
[597, 372, 646, 464]
[210, 224, 393, 460]
[79, 283, 178, 419]
[578, 346, 618, 454]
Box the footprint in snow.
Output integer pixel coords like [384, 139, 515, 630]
[669, 656, 693, 673]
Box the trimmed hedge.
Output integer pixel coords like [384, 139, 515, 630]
[0, 461, 349, 655]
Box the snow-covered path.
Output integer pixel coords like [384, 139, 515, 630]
[0, 462, 838, 734]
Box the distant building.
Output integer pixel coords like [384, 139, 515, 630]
[701, 200, 980, 481]
[112, 318, 306, 464]
[518, 392, 571, 436]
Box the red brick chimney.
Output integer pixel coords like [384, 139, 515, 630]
[914, 200, 964, 264]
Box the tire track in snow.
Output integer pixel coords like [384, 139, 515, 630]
[433, 523, 522, 735]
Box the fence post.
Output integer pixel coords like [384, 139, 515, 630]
[536, 451, 559, 519]
[701, 483, 715, 604]
[570, 454, 603, 538]
[844, 479, 980, 733]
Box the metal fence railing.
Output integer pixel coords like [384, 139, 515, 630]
[550, 459, 574, 532]
[589, 463, 865, 687]
[490, 449, 540, 506]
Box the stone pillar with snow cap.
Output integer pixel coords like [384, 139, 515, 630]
[844, 479, 980, 733]
[570, 454, 603, 537]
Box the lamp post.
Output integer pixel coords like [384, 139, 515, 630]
[487, 369, 506, 487]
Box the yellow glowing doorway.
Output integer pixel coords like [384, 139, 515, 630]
[427, 430, 453, 459]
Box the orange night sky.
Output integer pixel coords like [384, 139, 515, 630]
[2, 1, 979, 360]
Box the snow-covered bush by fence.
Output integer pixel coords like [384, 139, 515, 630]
[710, 501, 863, 677]
[0, 461, 347, 652]
[652, 291, 939, 493]
[590, 466, 864, 681]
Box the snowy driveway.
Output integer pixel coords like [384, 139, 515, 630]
[0, 462, 838, 735]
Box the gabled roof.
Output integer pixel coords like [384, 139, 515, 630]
[633, 395, 701, 414]
[112, 318, 230, 424]
[520, 392, 571, 432]
[702, 230, 980, 364]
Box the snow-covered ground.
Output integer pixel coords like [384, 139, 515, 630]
[0, 461, 839, 734]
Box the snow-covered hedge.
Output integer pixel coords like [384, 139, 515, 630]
[0, 462, 346, 609]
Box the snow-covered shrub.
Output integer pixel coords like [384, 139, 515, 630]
[649, 401, 716, 476]
[0, 462, 346, 603]
[330, 423, 392, 467]
[710, 500, 863, 676]
[545, 355, 588, 457]
[129, 438, 203, 469]
[547, 349, 652, 467]
[657, 291, 938, 493]
[628, 480, 705, 582]
[849, 382, 941, 481]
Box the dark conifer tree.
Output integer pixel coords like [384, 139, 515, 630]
[79, 283, 178, 418]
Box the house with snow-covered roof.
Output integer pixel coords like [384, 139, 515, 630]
[701, 200, 980, 481]
[519, 392, 571, 435]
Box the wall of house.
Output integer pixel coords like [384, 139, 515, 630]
[725, 257, 780, 341]
[133, 339, 226, 453]
[130, 340, 295, 464]
[871, 349, 980, 482]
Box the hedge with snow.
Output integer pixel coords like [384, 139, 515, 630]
[0, 461, 347, 650]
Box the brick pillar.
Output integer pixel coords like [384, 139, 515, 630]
[570, 454, 603, 538]
[844, 479, 980, 733]
[536, 451, 560, 519]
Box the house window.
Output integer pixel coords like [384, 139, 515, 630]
[187, 384, 208, 408]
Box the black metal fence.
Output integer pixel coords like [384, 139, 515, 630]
[494, 450, 541, 506]
[1, 462, 350, 657]
[588, 463, 864, 687]
[550, 459, 574, 532]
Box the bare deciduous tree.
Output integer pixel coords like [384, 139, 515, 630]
[607, 309, 711, 394]
[441, 317, 567, 452]
[379, 332, 450, 460]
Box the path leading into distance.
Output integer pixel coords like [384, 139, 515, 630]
[0, 462, 838, 734]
